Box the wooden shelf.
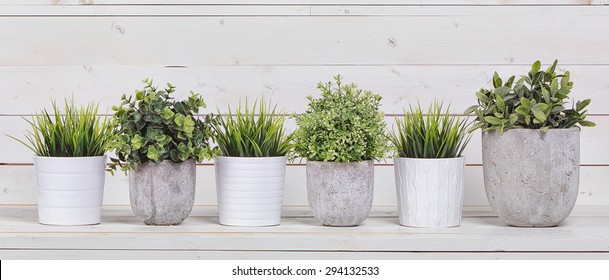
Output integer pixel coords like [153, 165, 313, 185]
[1, 206, 609, 259]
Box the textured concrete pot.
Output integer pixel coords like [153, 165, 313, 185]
[34, 156, 106, 225]
[306, 160, 374, 227]
[129, 160, 196, 226]
[215, 156, 286, 227]
[394, 157, 465, 228]
[482, 128, 580, 227]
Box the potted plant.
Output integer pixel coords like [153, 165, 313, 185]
[465, 60, 595, 227]
[389, 101, 472, 228]
[212, 99, 293, 227]
[109, 79, 216, 226]
[293, 75, 388, 227]
[8, 100, 112, 225]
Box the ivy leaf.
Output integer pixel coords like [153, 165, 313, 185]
[131, 134, 144, 150]
[147, 145, 159, 161]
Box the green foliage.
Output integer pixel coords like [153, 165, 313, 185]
[212, 99, 294, 157]
[465, 60, 595, 133]
[109, 79, 216, 173]
[389, 101, 472, 158]
[293, 75, 389, 162]
[7, 99, 112, 157]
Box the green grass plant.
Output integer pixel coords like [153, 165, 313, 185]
[8, 99, 112, 157]
[213, 99, 293, 157]
[389, 101, 472, 159]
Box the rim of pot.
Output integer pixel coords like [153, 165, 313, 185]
[33, 155, 107, 160]
[483, 127, 581, 132]
[394, 156, 465, 161]
[306, 159, 374, 163]
[215, 155, 288, 159]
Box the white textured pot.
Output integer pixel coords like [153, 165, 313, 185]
[306, 160, 374, 227]
[129, 160, 196, 226]
[215, 156, 286, 226]
[394, 157, 465, 228]
[482, 128, 580, 227]
[34, 156, 106, 225]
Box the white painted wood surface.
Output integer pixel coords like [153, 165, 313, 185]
[0, 206, 608, 260]
[1, 1, 607, 5]
[0, 1, 608, 212]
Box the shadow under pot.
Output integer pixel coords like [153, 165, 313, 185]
[34, 156, 106, 225]
[129, 160, 196, 226]
[482, 128, 580, 227]
[394, 157, 465, 228]
[306, 160, 374, 227]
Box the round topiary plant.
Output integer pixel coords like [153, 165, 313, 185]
[293, 75, 388, 162]
[109, 79, 217, 173]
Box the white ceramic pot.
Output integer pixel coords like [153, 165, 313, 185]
[394, 157, 465, 228]
[215, 156, 287, 226]
[34, 156, 106, 225]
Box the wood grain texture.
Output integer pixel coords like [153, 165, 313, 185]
[3, 250, 609, 260]
[1, 14, 609, 66]
[0, 206, 608, 256]
[1, 65, 608, 115]
[0, 1, 606, 6]
[1, 164, 608, 206]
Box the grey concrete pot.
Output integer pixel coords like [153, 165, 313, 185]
[306, 160, 374, 227]
[129, 160, 196, 226]
[482, 128, 580, 227]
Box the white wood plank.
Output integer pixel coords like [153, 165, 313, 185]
[0, 5, 311, 16]
[1, 164, 608, 207]
[0, 1, 606, 6]
[3, 5, 609, 16]
[2, 115, 607, 165]
[0, 206, 608, 252]
[1, 15, 608, 66]
[1, 65, 608, 115]
[2, 250, 608, 260]
[312, 5, 609, 16]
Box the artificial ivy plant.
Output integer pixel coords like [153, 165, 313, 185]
[465, 60, 595, 133]
[109, 79, 217, 173]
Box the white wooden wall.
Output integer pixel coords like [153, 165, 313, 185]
[1, 0, 608, 209]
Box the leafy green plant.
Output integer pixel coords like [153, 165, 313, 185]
[109, 79, 216, 173]
[293, 75, 389, 162]
[7, 99, 112, 157]
[465, 60, 595, 133]
[212, 99, 293, 157]
[389, 101, 472, 158]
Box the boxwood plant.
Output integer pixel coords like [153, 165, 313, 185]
[293, 75, 388, 162]
[8, 99, 112, 157]
[212, 99, 294, 157]
[465, 60, 595, 133]
[389, 101, 472, 159]
[109, 79, 216, 173]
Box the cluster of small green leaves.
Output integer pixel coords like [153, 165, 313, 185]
[389, 101, 472, 159]
[293, 75, 389, 162]
[109, 79, 216, 173]
[8, 99, 112, 157]
[465, 60, 595, 133]
[212, 99, 294, 157]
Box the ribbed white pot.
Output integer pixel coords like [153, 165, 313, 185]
[394, 157, 465, 228]
[34, 156, 106, 225]
[215, 156, 286, 226]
